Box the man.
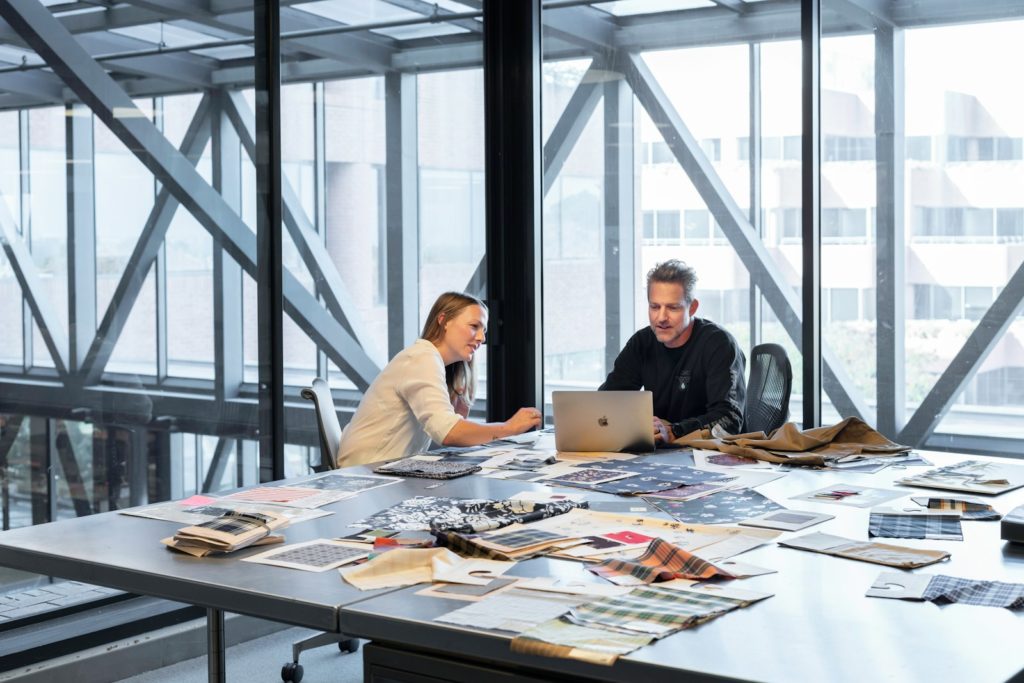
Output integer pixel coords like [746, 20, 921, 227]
[600, 259, 746, 443]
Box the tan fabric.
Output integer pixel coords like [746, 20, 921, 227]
[674, 416, 910, 466]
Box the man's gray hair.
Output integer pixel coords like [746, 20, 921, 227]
[646, 259, 698, 303]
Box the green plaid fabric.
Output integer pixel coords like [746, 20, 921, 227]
[569, 585, 746, 636]
[588, 538, 735, 585]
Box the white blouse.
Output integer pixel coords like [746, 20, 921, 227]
[336, 339, 462, 467]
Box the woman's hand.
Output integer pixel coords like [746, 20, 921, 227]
[504, 407, 542, 435]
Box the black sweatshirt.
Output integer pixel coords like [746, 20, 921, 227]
[599, 319, 746, 436]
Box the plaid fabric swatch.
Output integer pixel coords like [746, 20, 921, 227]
[588, 538, 735, 585]
[922, 575, 1024, 608]
[511, 617, 653, 663]
[923, 497, 1001, 521]
[868, 512, 963, 541]
[433, 531, 551, 561]
[569, 585, 746, 636]
[481, 527, 565, 550]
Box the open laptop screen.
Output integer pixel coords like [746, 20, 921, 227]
[552, 390, 655, 453]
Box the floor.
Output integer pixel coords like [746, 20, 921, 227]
[121, 627, 364, 683]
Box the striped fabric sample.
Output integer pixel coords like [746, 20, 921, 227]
[588, 538, 735, 585]
[923, 575, 1024, 608]
[868, 512, 963, 541]
[923, 497, 1001, 521]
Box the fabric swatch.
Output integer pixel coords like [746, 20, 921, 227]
[555, 463, 729, 496]
[913, 496, 1002, 521]
[511, 617, 652, 665]
[588, 538, 735, 585]
[924, 575, 1024, 608]
[647, 488, 785, 524]
[350, 496, 586, 533]
[868, 512, 963, 541]
[568, 585, 746, 636]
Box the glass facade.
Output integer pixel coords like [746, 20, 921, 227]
[0, 0, 1022, 665]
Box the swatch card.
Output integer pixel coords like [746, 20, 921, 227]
[791, 484, 905, 508]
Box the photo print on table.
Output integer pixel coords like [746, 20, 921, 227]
[791, 484, 906, 508]
[740, 510, 835, 532]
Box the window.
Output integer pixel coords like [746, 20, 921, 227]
[907, 135, 932, 161]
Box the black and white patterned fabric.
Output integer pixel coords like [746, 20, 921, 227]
[350, 496, 587, 533]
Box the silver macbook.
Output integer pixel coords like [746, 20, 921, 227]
[552, 391, 655, 453]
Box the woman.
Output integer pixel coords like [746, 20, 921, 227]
[336, 292, 542, 467]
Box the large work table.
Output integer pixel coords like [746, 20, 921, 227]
[0, 449, 1022, 682]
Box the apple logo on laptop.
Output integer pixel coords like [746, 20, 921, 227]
[597, 416, 609, 427]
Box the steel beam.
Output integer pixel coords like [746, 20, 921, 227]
[385, 71, 420, 359]
[543, 60, 604, 196]
[212, 92, 243, 401]
[313, 82, 328, 380]
[603, 75, 634, 374]
[0, 1, 379, 390]
[801, 0, 822, 427]
[54, 420, 93, 517]
[222, 90, 376, 353]
[619, 50, 868, 421]
[255, 0, 285, 482]
[462, 61, 606, 296]
[874, 25, 905, 438]
[0, 70, 65, 103]
[898, 261, 1024, 448]
[66, 103, 97, 375]
[542, 4, 616, 54]
[483, 0, 543, 419]
[78, 94, 213, 384]
[201, 437, 233, 493]
[381, 0, 484, 33]
[748, 42, 763, 349]
[0, 194, 70, 376]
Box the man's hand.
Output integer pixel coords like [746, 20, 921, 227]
[653, 416, 672, 443]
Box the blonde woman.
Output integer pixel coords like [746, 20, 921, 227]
[336, 292, 542, 467]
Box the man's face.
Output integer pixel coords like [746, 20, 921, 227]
[648, 282, 699, 348]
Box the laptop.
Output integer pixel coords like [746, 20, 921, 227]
[552, 391, 655, 453]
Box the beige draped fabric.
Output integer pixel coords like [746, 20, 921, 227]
[674, 416, 910, 466]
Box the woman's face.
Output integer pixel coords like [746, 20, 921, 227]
[439, 304, 487, 364]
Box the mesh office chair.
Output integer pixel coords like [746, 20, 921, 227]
[281, 380, 356, 682]
[742, 343, 793, 435]
[300, 378, 341, 473]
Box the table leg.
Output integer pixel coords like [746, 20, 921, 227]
[207, 607, 225, 683]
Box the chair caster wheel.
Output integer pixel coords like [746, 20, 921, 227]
[339, 639, 360, 654]
[281, 661, 304, 682]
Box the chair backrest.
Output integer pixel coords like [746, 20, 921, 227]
[300, 378, 342, 472]
[742, 343, 792, 435]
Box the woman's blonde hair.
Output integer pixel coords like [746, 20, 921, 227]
[421, 291, 487, 404]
